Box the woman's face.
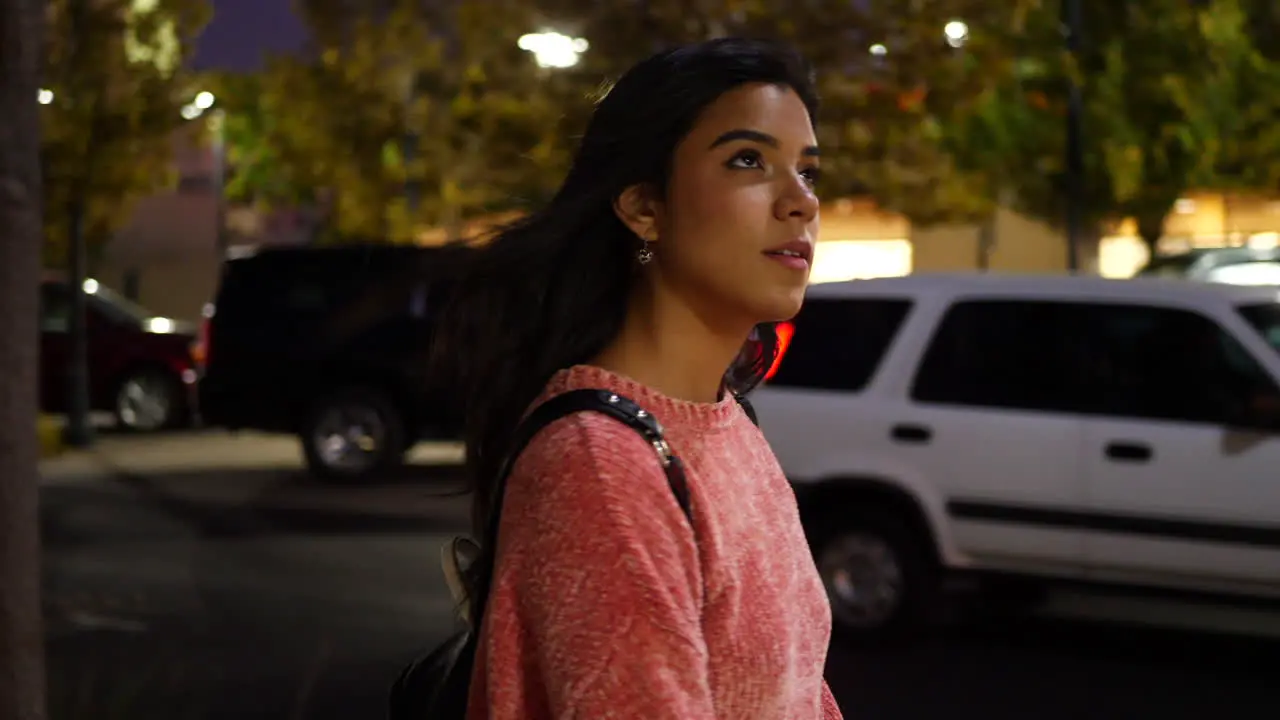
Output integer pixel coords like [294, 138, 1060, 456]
[625, 82, 820, 330]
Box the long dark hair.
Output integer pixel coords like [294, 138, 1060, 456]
[435, 38, 818, 545]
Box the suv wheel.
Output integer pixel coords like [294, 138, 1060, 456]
[301, 388, 406, 482]
[115, 369, 183, 432]
[813, 508, 936, 641]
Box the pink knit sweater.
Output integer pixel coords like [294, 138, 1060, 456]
[466, 365, 843, 719]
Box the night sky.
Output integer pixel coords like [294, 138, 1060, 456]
[193, 0, 309, 71]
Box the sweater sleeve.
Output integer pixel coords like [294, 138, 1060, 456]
[489, 414, 716, 719]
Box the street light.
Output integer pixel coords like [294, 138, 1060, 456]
[869, 44, 888, 56]
[178, 91, 228, 253]
[182, 90, 215, 119]
[518, 31, 588, 69]
[38, 89, 54, 105]
[944, 20, 969, 48]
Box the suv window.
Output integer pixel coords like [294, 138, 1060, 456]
[87, 284, 150, 326]
[911, 300, 1089, 413]
[1239, 303, 1280, 353]
[912, 298, 1280, 426]
[40, 282, 148, 332]
[216, 254, 364, 321]
[767, 298, 912, 392]
[1079, 304, 1279, 426]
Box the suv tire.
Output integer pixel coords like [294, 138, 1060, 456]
[811, 505, 937, 642]
[301, 387, 407, 482]
[114, 367, 185, 432]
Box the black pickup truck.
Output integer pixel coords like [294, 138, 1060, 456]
[197, 243, 473, 481]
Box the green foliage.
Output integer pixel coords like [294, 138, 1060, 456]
[1082, 0, 1280, 244]
[535, 0, 995, 216]
[813, 1, 1051, 225]
[252, 0, 570, 243]
[535, 0, 1054, 224]
[202, 71, 311, 210]
[40, 0, 211, 267]
[852, 0, 1280, 242]
[256, 0, 1280, 248]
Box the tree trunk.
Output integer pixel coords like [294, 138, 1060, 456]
[1137, 214, 1165, 259]
[0, 1, 49, 719]
[976, 212, 996, 270]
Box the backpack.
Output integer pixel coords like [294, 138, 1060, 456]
[388, 387, 757, 720]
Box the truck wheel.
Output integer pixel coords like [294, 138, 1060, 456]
[812, 507, 938, 642]
[115, 368, 185, 432]
[301, 387, 406, 482]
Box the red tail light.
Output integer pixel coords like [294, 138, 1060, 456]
[764, 321, 795, 382]
[190, 321, 209, 369]
[192, 304, 213, 370]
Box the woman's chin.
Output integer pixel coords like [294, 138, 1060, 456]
[753, 285, 807, 324]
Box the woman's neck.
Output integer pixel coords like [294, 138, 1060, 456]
[591, 286, 749, 404]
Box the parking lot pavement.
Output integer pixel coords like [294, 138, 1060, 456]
[39, 430, 470, 523]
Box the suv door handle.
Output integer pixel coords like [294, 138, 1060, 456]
[890, 423, 932, 444]
[1104, 441, 1153, 463]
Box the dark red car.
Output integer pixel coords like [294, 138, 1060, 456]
[39, 278, 199, 431]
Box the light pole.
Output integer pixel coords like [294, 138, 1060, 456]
[403, 71, 421, 238]
[64, 0, 95, 448]
[1064, 0, 1083, 272]
[182, 91, 227, 255]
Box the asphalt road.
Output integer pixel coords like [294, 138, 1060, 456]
[40, 431, 1280, 720]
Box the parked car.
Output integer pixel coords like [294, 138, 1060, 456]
[752, 273, 1280, 638]
[39, 278, 199, 431]
[196, 243, 473, 481]
[1135, 246, 1280, 285]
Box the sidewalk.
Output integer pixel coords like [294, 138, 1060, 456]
[39, 430, 471, 524]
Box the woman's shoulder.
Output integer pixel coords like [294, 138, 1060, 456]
[512, 408, 664, 485]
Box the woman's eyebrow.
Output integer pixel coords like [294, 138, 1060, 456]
[708, 129, 820, 156]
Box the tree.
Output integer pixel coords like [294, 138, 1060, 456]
[202, 70, 320, 212]
[853, 0, 1280, 254]
[40, 0, 212, 268]
[533, 0, 1046, 223]
[810, 0, 1071, 229]
[256, 0, 570, 243]
[0, 0, 49, 717]
[279, 0, 920, 241]
[1079, 0, 1280, 251]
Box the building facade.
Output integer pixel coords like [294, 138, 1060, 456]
[97, 158, 1280, 323]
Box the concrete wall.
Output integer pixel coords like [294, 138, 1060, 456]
[90, 175, 1280, 323]
[86, 127, 311, 323]
[911, 207, 1100, 275]
[91, 253, 220, 324]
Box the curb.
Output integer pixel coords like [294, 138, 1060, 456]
[38, 414, 64, 459]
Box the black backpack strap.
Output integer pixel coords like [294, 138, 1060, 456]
[483, 388, 756, 554]
[488, 388, 755, 535]
[389, 387, 755, 720]
[469, 390, 690, 630]
[485, 389, 691, 545]
[470, 388, 760, 624]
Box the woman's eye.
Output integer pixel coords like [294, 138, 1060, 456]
[727, 150, 764, 169]
[800, 166, 823, 185]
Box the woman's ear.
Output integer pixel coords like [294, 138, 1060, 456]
[612, 183, 664, 244]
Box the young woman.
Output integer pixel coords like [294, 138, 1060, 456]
[438, 37, 842, 720]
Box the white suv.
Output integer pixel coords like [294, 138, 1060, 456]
[753, 273, 1280, 637]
